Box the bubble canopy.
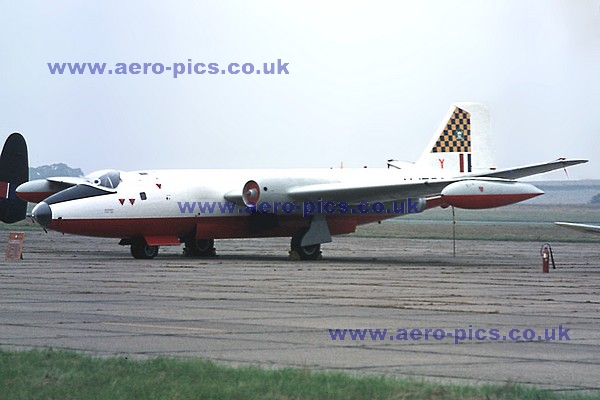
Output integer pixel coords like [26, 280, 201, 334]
[87, 170, 121, 189]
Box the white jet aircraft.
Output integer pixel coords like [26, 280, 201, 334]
[9, 103, 587, 260]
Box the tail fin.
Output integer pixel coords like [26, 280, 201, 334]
[0, 133, 28, 223]
[415, 103, 495, 175]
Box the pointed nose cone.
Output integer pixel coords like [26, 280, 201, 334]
[32, 202, 52, 228]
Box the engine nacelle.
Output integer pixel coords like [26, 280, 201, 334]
[441, 180, 543, 209]
[241, 178, 296, 208]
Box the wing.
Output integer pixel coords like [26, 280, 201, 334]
[225, 158, 587, 207]
[286, 159, 587, 203]
[287, 180, 452, 203]
[472, 158, 587, 180]
[555, 222, 600, 234]
[223, 177, 458, 205]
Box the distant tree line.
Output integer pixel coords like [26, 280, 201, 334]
[29, 163, 84, 179]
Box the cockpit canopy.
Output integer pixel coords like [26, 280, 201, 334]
[86, 170, 121, 189]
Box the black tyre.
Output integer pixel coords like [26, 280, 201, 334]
[184, 238, 216, 257]
[131, 243, 159, 259]
[291, 230, 321, 261]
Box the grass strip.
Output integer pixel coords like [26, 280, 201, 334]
[1, 349, 597, 400]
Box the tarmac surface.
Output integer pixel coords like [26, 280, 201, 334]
[1, 230, 599, 393]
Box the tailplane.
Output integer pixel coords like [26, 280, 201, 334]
[415, 103, 495, 175]
[0, 133, 28, 223]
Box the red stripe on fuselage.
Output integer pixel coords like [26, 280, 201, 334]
[47, 214, 394, 241]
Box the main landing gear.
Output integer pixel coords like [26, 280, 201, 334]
[290, 229, 322, 261]
[130, 242, 159, 259]
[124, 230, 324, 260]
[184, 238, 216, 257]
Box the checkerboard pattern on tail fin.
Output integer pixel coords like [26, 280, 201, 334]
[431, 107, 471, 153]
[414, 103, 495, 176]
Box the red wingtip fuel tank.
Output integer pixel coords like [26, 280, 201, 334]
[441, 180, 544, 209]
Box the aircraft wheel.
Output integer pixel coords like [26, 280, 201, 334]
[184, 238, 216, 257]
[131, 243, 159, 259]
[291, 231, 321, 261]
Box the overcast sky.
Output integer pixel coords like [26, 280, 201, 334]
[0, 0, 598, 179]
